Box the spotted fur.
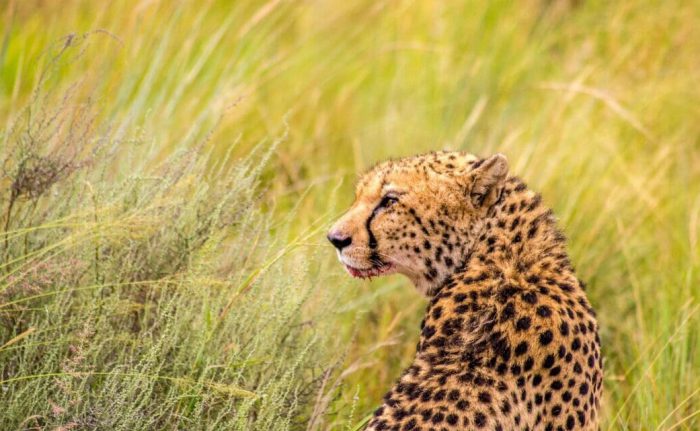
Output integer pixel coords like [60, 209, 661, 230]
[328, 151, 602, 431]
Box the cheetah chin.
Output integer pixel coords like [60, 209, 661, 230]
[344, 262, 396, 279]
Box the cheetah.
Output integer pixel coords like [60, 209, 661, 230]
[327, 151, 602, 430]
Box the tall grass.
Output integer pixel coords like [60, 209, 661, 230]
[0, 50, 347, 429]
[1, 0, 699, 429]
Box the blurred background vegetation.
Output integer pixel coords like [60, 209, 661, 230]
[0, 0, 698, 429]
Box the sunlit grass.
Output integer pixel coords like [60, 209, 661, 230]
[1, 0, 699, 429]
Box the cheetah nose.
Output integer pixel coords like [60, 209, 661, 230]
[327, 231, 352, 251]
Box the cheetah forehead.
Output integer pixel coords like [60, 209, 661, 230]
[355, 150, 480, 197]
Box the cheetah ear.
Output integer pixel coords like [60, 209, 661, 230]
[469, 154, 508, 208]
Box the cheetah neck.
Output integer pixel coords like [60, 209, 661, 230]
[439, 178, 574, 296]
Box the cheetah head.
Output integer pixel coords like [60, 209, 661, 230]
[327, 151, 508, 295]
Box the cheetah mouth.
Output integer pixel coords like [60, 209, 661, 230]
[344, 262, 395, 279]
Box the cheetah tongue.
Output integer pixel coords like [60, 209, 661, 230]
[345, 263, 394, 279]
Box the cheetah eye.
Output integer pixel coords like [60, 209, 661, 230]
[378, 194, 399, 209]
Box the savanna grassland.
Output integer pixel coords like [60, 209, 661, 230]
[1, 0, 699, 429]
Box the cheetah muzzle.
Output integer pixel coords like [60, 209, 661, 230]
[328, 151, 603, 430]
